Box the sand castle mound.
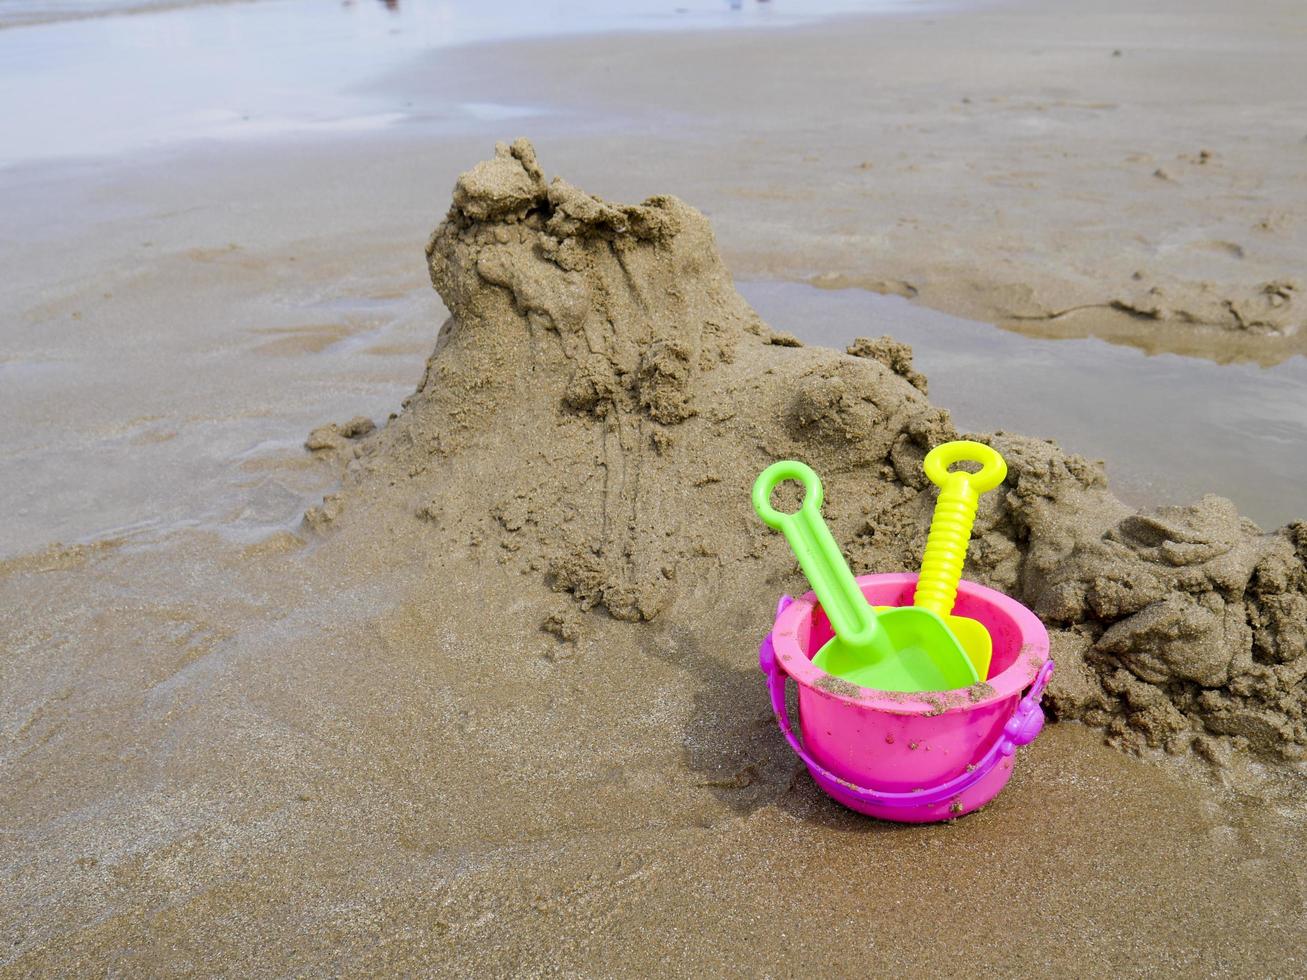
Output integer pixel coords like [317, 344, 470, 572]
[317, 140, 1307, 763]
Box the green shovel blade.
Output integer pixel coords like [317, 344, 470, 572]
[752, 460, 978, 694]
[812, 606, 978, 692]
[873, 606, 992, 681]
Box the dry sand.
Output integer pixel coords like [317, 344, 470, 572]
[392, 139, 1307, 763]
[4, 0, 1307, 974]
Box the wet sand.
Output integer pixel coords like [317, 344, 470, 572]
[4, 457, 1305, 974]
[390, 0, 1306, 364]
[3, 0, 1307, 974]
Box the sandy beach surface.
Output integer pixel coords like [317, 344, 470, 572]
[3, 0, 1306, 974]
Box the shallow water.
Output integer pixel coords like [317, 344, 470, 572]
[5, 271, 1301, 561]
[0, 0, 929, 167]
[0, 265, 436, 559]
[742, 281, 1307, 529]
[3, 0, 1303, 553]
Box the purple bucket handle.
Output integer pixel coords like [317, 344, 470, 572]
[759, 594, 1055, 809]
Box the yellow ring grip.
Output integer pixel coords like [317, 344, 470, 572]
[915, 441, 1008, 617]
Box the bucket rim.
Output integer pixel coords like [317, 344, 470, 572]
[770, 572, 1049, 715]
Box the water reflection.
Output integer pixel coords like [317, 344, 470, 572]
[740, 281, 1307, 529]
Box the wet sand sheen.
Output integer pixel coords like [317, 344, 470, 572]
[0, 0, 921, 165]
[2, 0, 1306, 974]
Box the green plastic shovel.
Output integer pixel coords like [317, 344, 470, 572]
[752, 460, 979, 693]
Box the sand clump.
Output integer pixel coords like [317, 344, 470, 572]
[1109, 276, 1300, 335]
[305, 415, 376, 452]
[320, 140, 1307, 764]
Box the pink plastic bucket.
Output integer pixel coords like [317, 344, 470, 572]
[759, 572, 1053, 823]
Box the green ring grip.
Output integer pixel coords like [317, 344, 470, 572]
[752, 461, 883, 651]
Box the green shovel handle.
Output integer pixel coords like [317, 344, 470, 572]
[752, 461, 881, 649]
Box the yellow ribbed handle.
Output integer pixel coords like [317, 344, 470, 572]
[914, 441, 1007, 617]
